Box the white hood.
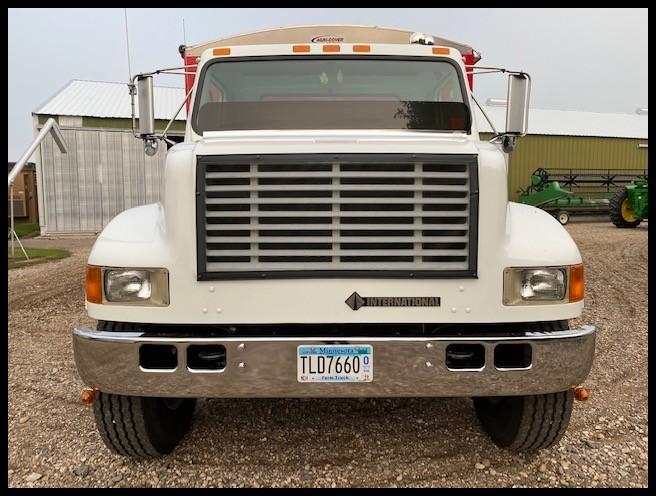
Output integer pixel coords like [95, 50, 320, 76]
[193, 130, 481, 157]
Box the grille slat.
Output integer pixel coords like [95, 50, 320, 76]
[206, 197, 469, 205]
[206, 249, 470, 257]
[205, 224, 468, 232]
[205, 211, 469, 218]
[206, 222, 470, 230]
[197, 155, 477, 278]
[205, 184, 470, 192]
[206, 236, 468, 243]
[206, 171, 468, 179]
[198, 261, 468, 271]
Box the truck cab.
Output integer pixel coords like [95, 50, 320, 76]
[73, 25, 595, 457]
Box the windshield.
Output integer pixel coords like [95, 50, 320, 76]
[192, 57, 470, 133]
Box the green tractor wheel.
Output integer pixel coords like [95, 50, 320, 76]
[609, 189, 641, 228]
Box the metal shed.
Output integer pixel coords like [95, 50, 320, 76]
[33, 80, 186, 235]
[475, 106, 648, 199]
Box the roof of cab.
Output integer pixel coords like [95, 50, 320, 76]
[181, 24, 474, 57]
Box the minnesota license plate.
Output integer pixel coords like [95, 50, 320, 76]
[297, 345, 373, 382]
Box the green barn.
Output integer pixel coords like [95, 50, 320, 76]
[475, 105, 648, 201]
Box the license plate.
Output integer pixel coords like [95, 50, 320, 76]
[297, 345, 373, 382]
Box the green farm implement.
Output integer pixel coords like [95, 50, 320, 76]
[609, 179, 648, 228]
[518, 168, 648, 225]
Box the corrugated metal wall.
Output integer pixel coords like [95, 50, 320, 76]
[38, 127, 167, 234]
[481, 133, 648, 200]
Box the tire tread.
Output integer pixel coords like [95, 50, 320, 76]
[609, 189, 640, 228]
[91, 321, 195, 458]
[474, 321, 576, 452]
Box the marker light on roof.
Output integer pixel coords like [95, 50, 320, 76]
[409, 32, 435, 45]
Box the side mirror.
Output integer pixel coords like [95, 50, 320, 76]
[505, 73, 531, 136]
[137, 75, 155, 138]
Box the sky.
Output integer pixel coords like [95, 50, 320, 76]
[7, 8, 648, 161]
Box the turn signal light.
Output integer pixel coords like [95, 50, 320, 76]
[212, 47, 231, 56]
[569, 264, 584, 302]
[573, 386, 589, 402]
[80, 387, 98, 405]
[432, 47, 450, 55]
[86, 265, 102, 304]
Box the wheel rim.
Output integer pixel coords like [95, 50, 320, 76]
[621, 199, 638, 222]
[559, 212, 568, 224]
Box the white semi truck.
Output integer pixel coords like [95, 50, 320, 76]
[73, 25, 595, 457]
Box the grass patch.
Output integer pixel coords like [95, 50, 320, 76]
[9, 223, 40, 238]
[8, 246, 70, 269]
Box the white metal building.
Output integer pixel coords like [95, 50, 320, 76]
[33, 80, 185, 235]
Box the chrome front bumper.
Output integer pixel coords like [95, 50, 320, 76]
[72, 325, 596, 398]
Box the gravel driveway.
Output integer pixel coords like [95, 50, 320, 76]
[8, 222, 648, 488]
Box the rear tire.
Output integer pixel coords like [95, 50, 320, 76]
[92, 321, 196, 457]
[610, 189, 641, 228]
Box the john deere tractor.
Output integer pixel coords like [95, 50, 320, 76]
[609, 179, 648, 228]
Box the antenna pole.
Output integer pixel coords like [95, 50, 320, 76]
[182, 18, 187, 44]
[124, 8, 133, 83]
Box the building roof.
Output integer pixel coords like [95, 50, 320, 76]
[474, 105, 647, 139]
[35, 80, 647, 139]
[34, 80, 186, 121]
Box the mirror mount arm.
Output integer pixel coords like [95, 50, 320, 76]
[487, 133, 516, 153]
[501, 135, 517, 153]
[129, 70, 194, 154]
[160, 86, 194, 139]
[128, 80, 138, 139]
[467, 66, 530, 154]
[471, 94, 498, 135]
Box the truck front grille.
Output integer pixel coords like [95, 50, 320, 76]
[196, 154, 478, 279]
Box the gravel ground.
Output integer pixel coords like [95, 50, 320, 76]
[8, 222, 648, 488]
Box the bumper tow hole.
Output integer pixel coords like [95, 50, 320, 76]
[187, 345, 227, 371]
[445, 344, 485, 370]
[494, 343, 532, 369]
[139, 344, 178, 370]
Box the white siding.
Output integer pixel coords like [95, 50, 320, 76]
[38, 127, 169, 234]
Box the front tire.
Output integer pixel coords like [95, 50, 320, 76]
[473, 389, 574, 451]
[92, 321, 196, 457]
[94, 392, 196, 457]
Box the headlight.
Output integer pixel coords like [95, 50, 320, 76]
[519, 269, 566, 300]
[102, 268, 169, 306]
[503, 266, 582, 305]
